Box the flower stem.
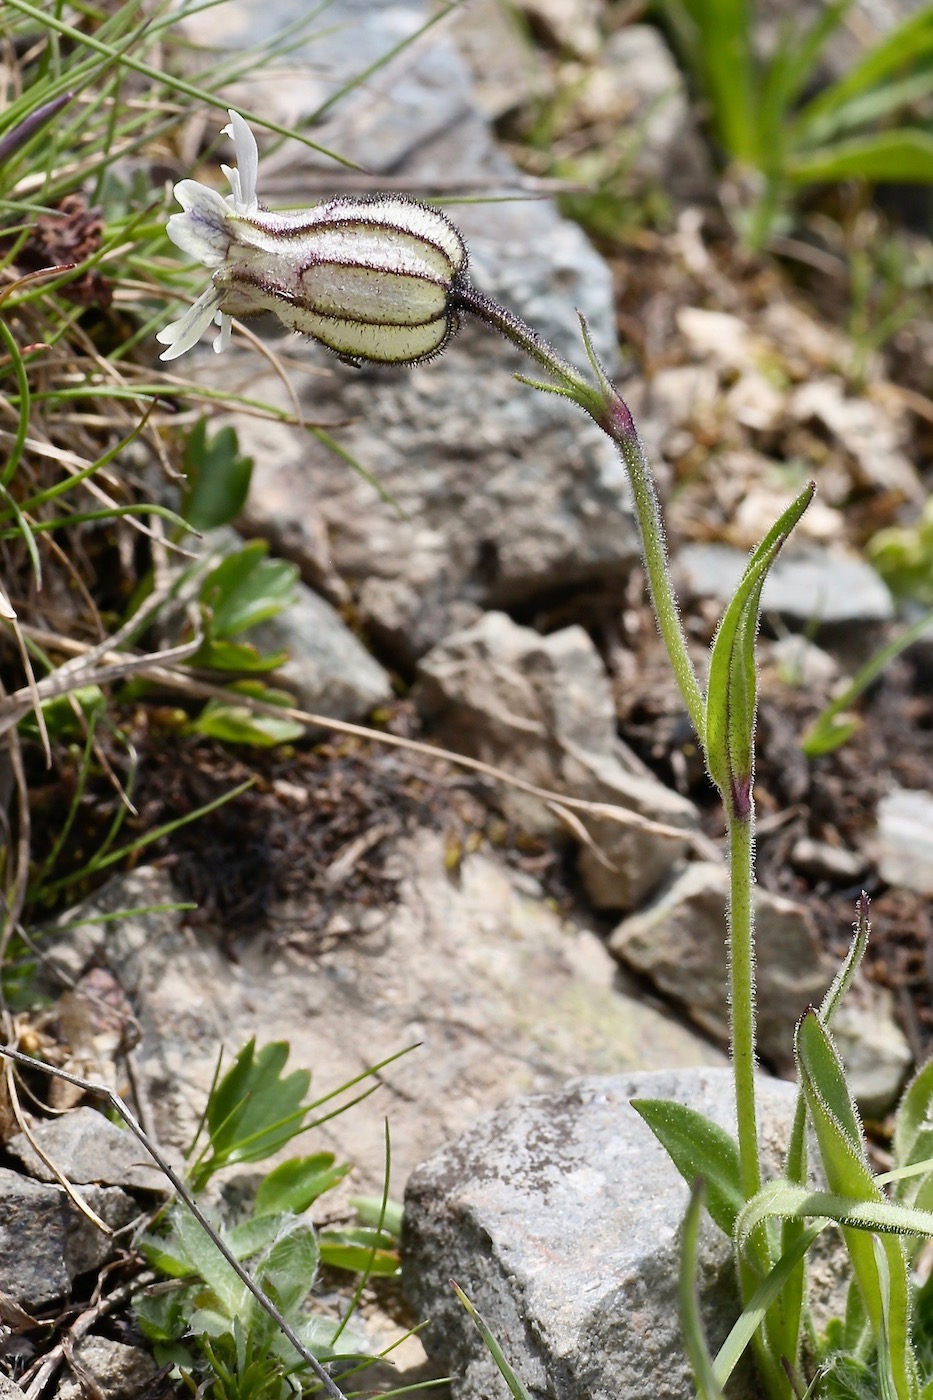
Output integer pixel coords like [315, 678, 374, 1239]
[727, 807, 760, 1202]
[455, 280, 705, 739]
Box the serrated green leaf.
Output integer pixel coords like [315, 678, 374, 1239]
[255, 1220, 320, 1315]
[190, 638, 289, 673]
[201, 541, 299, 639]
[255, 1154, 350, 1218]
[225, 1214, 282, 1260]
[189, 1040, 311, 1190]
[182, 419, 254, 532]
[631, 1098, 743, 1238]
[191, 700, 304, 748]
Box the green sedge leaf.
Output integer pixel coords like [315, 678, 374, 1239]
[679, 1180, 725, 1400]
[452, 1281, 535, 1400]
[894, 1058, 933, 1196]
[737, 1178, 933, 1247]
[714, 1217, 824, 1389]
[318, 1232, 399, 1277]
[787, 130, 933, 185]
[631, 1098, 743, 1238]
[797, 8, 933, 125]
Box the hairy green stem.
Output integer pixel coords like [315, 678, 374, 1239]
[612, 428, 705, 738]
[455, 281, 705, 738]
[727, 809, 760, 1202]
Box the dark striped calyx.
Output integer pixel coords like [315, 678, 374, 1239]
[219, 194, 469, 364]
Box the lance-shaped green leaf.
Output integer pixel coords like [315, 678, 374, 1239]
[631, 1099, 743, 1239]
[706, 485, 813, 818]
[779, 893, 872, 1373]
[796, 1010, 918, 1400]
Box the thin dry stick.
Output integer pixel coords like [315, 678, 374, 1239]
[6, 625, 721, 860]
[0, 1046, 352, 1400]
[21, 1274, 142, 1400]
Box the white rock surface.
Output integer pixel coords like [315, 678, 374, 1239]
[877, 787, 933, 895]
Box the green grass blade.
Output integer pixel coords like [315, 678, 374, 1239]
[787, 129, 933, 185]
[679, 1180, 726, 1400]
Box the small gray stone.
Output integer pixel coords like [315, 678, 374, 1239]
[608, 862, 831, 1073]
[791, 378, 920, 501]
[0, 1378, 27, 1400]
[415, 612, 696, 905]
[251, 580, 392, 722]
[876, 787, 933, 895]
[516, 0, 602, 59]
[832, 984, 912, 1120]
[55, 1337, 158, 1400]
[7, 1106, 168, 1195]
[0, 1168, 139, 1307]
[789, 837, 868, 884]
[403, 1067, 817, 1400]
[676, 542, 894, 631]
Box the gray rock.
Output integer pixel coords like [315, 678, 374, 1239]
[0, 1168, 138, 1307]
[7, 1106, 168, 1195]
[608, 862, 831, 1074]
[0, 1379, 26, 1400]
[39, 848, 724, 1202]
[183, 0, 639, 661]
[55, 1337, 159, 1400]
[251, 580, 392, 721]
[607, 862, 911, 1111]
[676, 542, 894, 632]
[876, 787, 933, 894]
[402, 1067, 813, 1400]
[832, 984, 912, 1120]
[415, 612, 696, 907]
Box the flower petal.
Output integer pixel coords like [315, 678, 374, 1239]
[212, 312, 233, 354]
[156, 284, 225, 360]
[221, 110, 259, 213]
[166, 180, 232, 266]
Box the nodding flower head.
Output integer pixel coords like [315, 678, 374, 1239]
[157, 111, 468, 364]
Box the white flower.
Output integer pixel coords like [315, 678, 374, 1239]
[158, 111, 468, 364]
